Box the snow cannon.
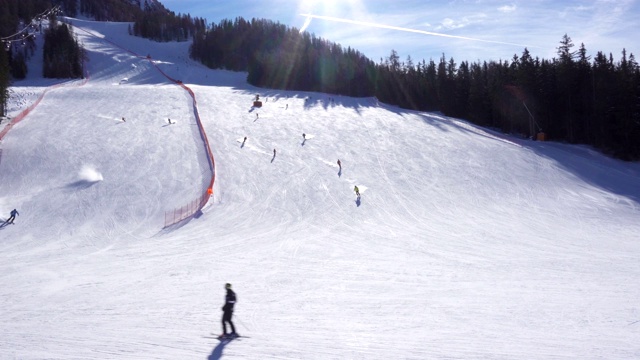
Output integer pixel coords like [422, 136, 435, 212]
[253, 94, 262, 107]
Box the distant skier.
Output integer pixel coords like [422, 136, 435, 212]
[122, 117, 126, 122]
[6, 208, 19, 224]
[167, 118, 172, 124]
[243, 136, 247, 144]
[285, 104, 288, 110]
[273, 148, 277, 157]
[220, 283, 238, 339]
[354, 186, 360, 197]
[302, 133, 306, 139]
[256, 113, 259, 119]
[337, 159, 341, 169]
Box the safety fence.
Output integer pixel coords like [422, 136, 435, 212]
[1, 16, 89, 143]
[0, 88, 46, 142]
[159, 79, 215, 227]
[0, 70, 89, 162]
[64, 23, 217, 228]
[158, 71, 217, 227]
[163, 192, 211, 227]
[149, 56, 216, 227]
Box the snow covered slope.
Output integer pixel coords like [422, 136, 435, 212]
[1, 18, 639, 359]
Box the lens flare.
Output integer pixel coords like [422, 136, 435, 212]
[299, 13, 537, 49]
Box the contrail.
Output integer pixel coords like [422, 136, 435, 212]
[299, 13, 536, 48]
[299, 15, 313, 33]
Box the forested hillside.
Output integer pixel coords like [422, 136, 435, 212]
[2, 1, 639, 159]
[190, 18, 640, 160]
[1, 0, 53, 115]
[1, 0, 193, 116]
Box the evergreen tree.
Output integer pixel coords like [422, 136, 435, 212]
[555, 34, 577, 142]
[0, 49, 10, 116]
[42, 21, 83, 79]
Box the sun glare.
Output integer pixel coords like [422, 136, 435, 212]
[299, 0, 338, 13]
[297, 0, 368, 33]
[299, 0, 365, 17]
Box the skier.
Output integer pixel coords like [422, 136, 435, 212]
[243, 136, 247, 143]
[220, 283, 238, 339]
[354, 186, 360, 197]
[122, 117, 126, 122]
[285, 104, 288, 110]
[273, 148, 277, 157]
[302, 133, 306, 139]
[167, 118, 172, 124]
[6, 208, 19, 224]
[256, 113, 259, 119]
[337, 159, 341, 169]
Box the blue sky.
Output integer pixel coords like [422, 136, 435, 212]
[160, 0, 640, 65]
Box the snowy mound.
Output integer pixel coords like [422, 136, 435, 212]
[78, 165, 103, 182]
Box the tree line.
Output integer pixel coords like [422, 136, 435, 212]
[0, 0, 53, 115]
[190, 18, 640, 160]
[1, 0, 79, 115]
[0, 0, 162, 115]
[2, 2, 639, 159]
[131, 11, 206, 42]
[190, 18, 377, 98]
[42, 21, 83, 78]
[1, 0, 203, 115]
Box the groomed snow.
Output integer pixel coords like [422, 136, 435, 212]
[1, 18, 640, 359]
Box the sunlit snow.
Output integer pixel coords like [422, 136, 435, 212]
[1, 18, 639, 359]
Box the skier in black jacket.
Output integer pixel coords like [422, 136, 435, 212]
[7, 209, 19, 224]
[220, 283, 237, 338]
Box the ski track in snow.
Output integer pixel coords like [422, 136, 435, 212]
[0, 17, 640, 360]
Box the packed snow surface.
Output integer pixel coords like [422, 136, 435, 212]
[1, 19, 640, 359]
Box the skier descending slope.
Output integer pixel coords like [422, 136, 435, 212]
[5, 208, 19, 224]
[219, 283, 238, 339]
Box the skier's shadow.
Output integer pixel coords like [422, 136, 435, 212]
[66, 179, 100, 190]
[271, 154, 276, 163]
[208, 340, 231, 360]
[356, 196, 361, 207]
[301, 139, 306, 146]
[338, 168, 342, 177]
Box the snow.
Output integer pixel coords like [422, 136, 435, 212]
[1, 18, 640, 359]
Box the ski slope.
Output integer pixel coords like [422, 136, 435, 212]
[1, 18, 640, 359]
